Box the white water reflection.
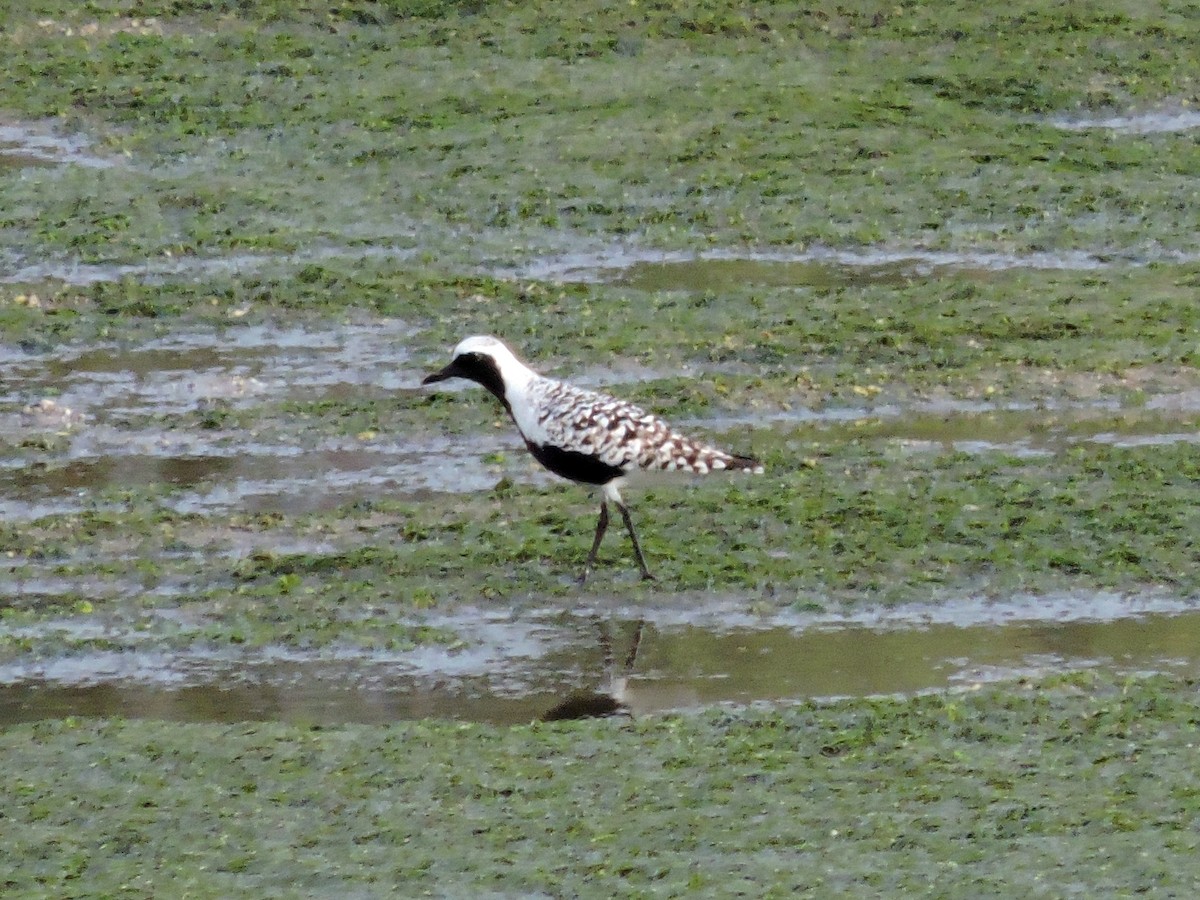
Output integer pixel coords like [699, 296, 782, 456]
[0, 121, 119, 170]
[5, 236, 1197, 289]
[0, 243, 418, 286]
[1049, 108, 1200, 134]
[1, 321, 418, 418]
[507, 244, 1200, 285]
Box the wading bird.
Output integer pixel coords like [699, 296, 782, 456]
[423, 335, 762, 581]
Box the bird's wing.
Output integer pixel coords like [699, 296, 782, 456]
[531, 380, 744, 475]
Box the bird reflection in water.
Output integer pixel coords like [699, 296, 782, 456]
[541, 618, 645, 722]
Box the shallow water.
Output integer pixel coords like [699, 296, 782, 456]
[4, 304, 1200, 727]
[3, 318, 1199, 522]
[0, 30, 1197, 744]
[1047, 108, 1200, 135]
[1, 595, 1197, 726]
[0, 244, 417, 286]
[1, 320, 418, 414]
[6, 230, 1196, 289]
[0, 121, 119, 170]
[509, 244, 1200, 286]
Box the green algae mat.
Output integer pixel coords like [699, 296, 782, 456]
[4, 0, 1200, 895]
[4, 673, 1200, 896]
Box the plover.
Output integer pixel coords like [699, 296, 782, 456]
[542, 618, 645, 721]
[422, 335, 763, 581]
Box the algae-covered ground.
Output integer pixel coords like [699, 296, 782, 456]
[3, 673, 1200, 896]
[3, 0, 1200, 894]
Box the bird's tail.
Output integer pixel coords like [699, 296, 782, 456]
[636, 428, 765, 476]
[723, 453, 765, 475]
[659, 442, 764, 475]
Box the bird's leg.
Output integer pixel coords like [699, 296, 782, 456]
[595, 615, 614, 672]
[579, 501, 609, 584]
[594, 615, 616, 689]
[608, 617, 646, 700]
[622, 618, 645, 673]
[616, 501, 655, 581]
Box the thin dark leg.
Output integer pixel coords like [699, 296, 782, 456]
[623, 618, 645, 672]
[579, 501, 609, 584]
[594, 615, 613, 670]
[596, 617, 644, 677]
[616, 501, 655, 581]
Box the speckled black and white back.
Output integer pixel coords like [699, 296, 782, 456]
[526, 377, 763, 477]
[426, 334, 763, 498]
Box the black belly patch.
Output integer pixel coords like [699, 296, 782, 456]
[526, 441, 624, 485]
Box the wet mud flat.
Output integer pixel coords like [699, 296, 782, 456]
[5, 309, 1200, 519]
[4, 670, 1199, 896]
[17, 520, 1182, 731]
[4, 305, 1200, 726]
[2, 5, 1200, 892]
[2, 0, 1200, 732]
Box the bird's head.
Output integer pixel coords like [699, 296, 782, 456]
[422, 335, 534, 403]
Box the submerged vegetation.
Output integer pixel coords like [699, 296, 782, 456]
[4, 673, 1200, 895]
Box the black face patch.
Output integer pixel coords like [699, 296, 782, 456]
[424, 352, 510, 412]
[526, 441, 624, 485]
